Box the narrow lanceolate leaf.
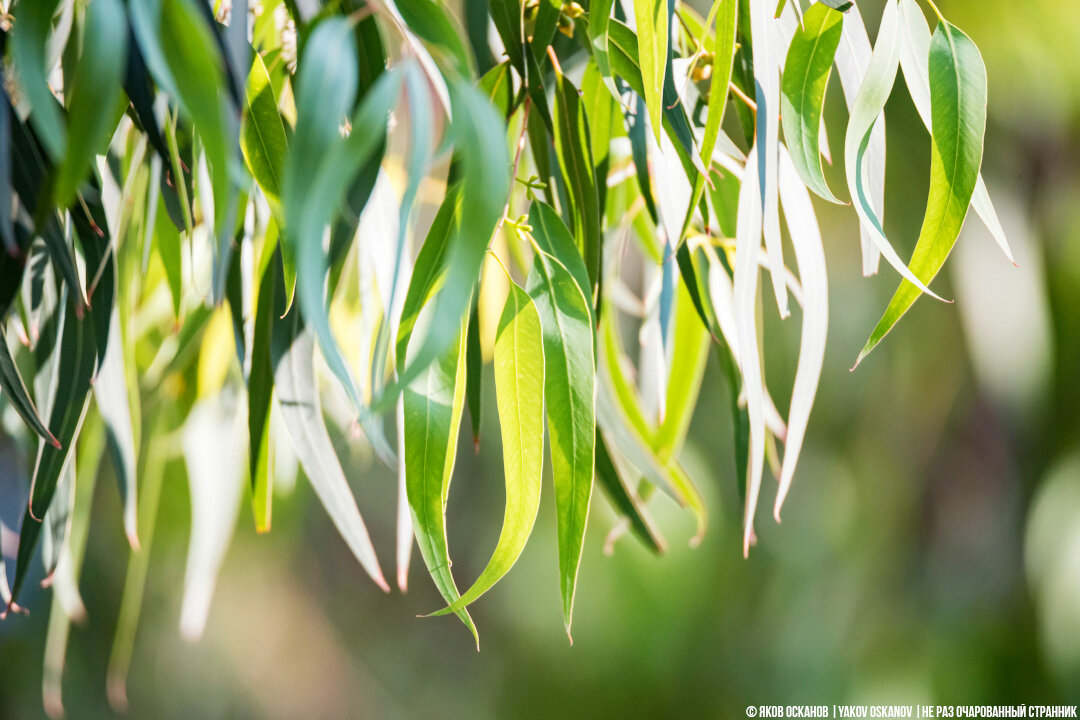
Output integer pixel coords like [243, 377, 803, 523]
[634, 0, 669, 143]
[733, 147, 766, 557]
[41, 465, 75, 582]
[0, 327, 59, 447]
[10, 292, 97, 607]
[843, 0, 942, 300]
[9, 0, 65, 162]
[700, 0, 738, 170]
[858, 20, 987, 363]
[404, 319, 477, 642]
[525, 203, 595, 634]
[587, 0, 618, 95]
[552, 71, 602, 299]
[431, 282, 544, 616]
[749, 0, 789, 318]
[774, 149, 828, 518]
[158, 0, 239, 302]
[780, 2, 844, 203]
[95, 312, 140, 548]
[53, 0, 127, 209]
[180, 395, 245, 640]
[833, 2, 883, 274]
[272, 307, 389, 591]
[241, 52, 288, 216]
[896, 0, 1013, 263]
[248, 248, 280, 532]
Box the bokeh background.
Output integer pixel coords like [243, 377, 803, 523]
[3, 0, 1080, 716]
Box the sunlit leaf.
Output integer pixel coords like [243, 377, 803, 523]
[430, 281, 544, 615]
[525, 202, 595, 633]
[404, 317, 477, 642]
[780, 2, 843, 203]
[843, 0, 942, 299]
[896, 0, 1013, 263]
[857, 17, 987, 363]
[634, 0, 669, 144]
[241, 52, 288, 216]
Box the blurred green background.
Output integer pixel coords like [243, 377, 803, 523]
[4, 0, 1080, 716]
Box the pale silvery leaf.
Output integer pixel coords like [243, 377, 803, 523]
[396, 396, 412, 592]
[733, 146, 767, 557]
[842, 0, 943, 301]
[750, 0, 790, 318]
[831, 0, 884, 275]
[94, 312, 139, 549]
[775, 148, 829, 519]
[180, 394, 246, 641]
[896, 0, 1014, 263]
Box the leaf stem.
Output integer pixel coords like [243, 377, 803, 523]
[921, 0, 945, 23]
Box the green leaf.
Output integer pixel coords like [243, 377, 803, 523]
[430, 281, 545, 616]
[525, 202, 596, 633]
[699, 0, 738, 171]
[241, 52, 289, 216]
[53, 0, 127, 209]
[158, 0, 239, 303]
[857, 19, 987, 363]
[896, 0, 1013, 263]
[272, 305, 389, 591]
[843, 0, 942, 300]
[587, 0, 618, 95]
[404, 317, 477, 642]
[248, 246, 280, 532]
[552, 70, 602, 301]
[10, 0, 65, 162]
[780, 2, 843, 203]
[634, 0, 669, 144]
[0, 326, 59, 447]
[10, 290, 97, 607]
[382, 80, 509, 409]
[819, 0, 854, 11]
[285, 21, 401, 427]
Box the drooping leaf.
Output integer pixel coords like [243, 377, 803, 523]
[774, 148, 828, 518]
[749, 0, 789, 318]
[53, 0, 128, 210]
[272, 305, 389, 591]
[634, 0, 669, 144]
[9, 290, 97, 607]
[179, 393, 245, 640]
[248, 246, 279, 532]
[896, 0, 1013, 263]
[552, 70, 602, 301]
[94, 311, 140, 548]
[430, 281, 544, 616]
[157, 0, 240, 303]
[404, 317, 477, 642]
[700, 0, 738, 171]
[0, 326, 59, 447]
[780, 2, 843, 203]
[525, 202, 596, 633]
[241, 52, 288, 216]
[832, 1, 883, 274]
[843, 0, 942, 299]
[9, 0, 65, 162]
[857, 18, 987, 363]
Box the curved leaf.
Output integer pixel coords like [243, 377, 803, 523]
[896, 0, 1013, 263]
[404, 317, 477, 642]
[857, 19, 987, 363]
[525, 203, 595, 633]
[0, 326, 59, 447]
[430, 282, 544, 615]
[53, 0, 127, 209]
[842, 0, 942, 300]
[241, 52, 288, 215]
[272, 306, 389, 591]
[780, 2, 843, 203]
[634, 0, 669, 143]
